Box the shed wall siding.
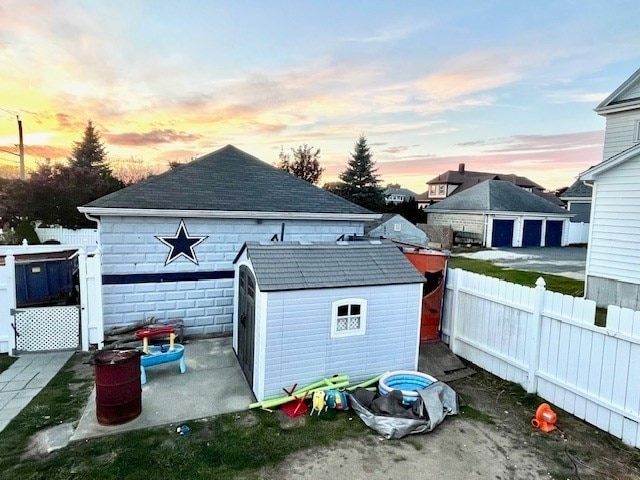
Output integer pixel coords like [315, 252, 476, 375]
[426, 212, 485, 235]
[603, 110, 640, 160]
[262, 284, 421, 399]
[587, 154, 640, 285]
[100, 216, 364, 334]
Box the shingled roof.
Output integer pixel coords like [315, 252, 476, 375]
[235, 241, 425, 292]
[426, 180, 570, 215]
[81, 145, 371, 216]
[561, 179, 592, 198]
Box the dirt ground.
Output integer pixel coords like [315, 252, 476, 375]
[257, 370, 640, 480]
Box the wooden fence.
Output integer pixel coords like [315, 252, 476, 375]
[442, 268, 640, 448]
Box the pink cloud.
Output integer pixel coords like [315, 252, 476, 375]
[105, 129, 202, 147]
[372, 131, 605, 192]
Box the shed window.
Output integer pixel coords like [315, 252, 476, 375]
[331, 299, 367, 338]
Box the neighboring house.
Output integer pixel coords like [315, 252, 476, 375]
[364, 213, 429, 247]
[78, 145, 378, 338]
[384, 187, 417, 204]
[425, 180, 572, 248]
[560, 179, 592, 223]
[416, 163, 564, 208]
[580, 67, 640, 309]
[233, 240, 425, 401]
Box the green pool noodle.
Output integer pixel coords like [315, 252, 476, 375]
[249, 376, 350, 410]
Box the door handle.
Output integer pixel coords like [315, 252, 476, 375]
[240, 314, 246, 327]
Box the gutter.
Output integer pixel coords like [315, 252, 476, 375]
[77, 207, 381, 222]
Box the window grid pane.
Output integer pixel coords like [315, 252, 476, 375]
[347, 315, 360, 330]
[336, 317, 349, 331]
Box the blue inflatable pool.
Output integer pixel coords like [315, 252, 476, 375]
[378, 370, 438, 405]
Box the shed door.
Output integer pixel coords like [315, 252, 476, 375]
[545, 221, 563, 247]
[492, 220, 514, 247]
[237, 265, 256, 387]
[523, 220, 543, 247]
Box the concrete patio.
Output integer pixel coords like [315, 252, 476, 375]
[71, 336, 254, 441]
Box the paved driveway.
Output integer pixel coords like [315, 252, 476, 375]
[456, 246, 587, 280]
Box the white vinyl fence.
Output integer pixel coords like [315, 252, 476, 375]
[566, 222, 589, 245]
[443, 268, 640, 449]
[34, 226, 98, 248]
[0, 245, 104, 354]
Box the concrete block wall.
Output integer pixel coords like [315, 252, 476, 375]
[100, 216, 364, 335]
[426, 212, 485, 235]
[586, 275, 640, 310]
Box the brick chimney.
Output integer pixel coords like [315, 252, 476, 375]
[458, 163, 465, 173]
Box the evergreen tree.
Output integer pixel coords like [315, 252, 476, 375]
[339, 135, 385, 211]
[277, 144, 324, 184]
[69, 120, 110, 174]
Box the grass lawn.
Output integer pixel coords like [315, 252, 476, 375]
[0, 354, 371, 480]
[448, 256, 584, 297]
[0, 354, 16, 375]
[447, 256, 609, 326]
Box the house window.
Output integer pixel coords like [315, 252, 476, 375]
[331, 299, 367, 338]
[438, 184, 446, 196]
[429, 185, 437, 195]
[635, 120, 640, 143]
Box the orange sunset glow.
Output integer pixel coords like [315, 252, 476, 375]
[1, 1, 638, 193]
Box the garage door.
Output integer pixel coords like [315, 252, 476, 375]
[523, 220, 543, 247]
[545, 221, 563, 247]
[492, 220, 514, 247]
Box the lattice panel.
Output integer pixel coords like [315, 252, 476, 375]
[15, 306, 80, 351]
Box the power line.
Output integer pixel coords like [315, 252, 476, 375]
[0, 147, 18, 156]
[0, 107, 18, 117]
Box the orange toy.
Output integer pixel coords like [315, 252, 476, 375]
[531, 403, 557, 432]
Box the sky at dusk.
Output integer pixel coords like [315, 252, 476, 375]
[1, 1, 639, 193]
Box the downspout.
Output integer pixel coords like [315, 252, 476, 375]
[581, 180, 595, 299]
[83, 212, 101, 251]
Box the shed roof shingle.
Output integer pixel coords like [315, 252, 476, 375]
[84, 145, 371, 215]
[425, 180, 570, 215]
[561, 179, 592, 198]
[236, 241, 425, 292]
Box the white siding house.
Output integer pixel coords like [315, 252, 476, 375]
[581, 68, 640, 309]
[233, 241, 424, 401]
[79, 146, 378, 339]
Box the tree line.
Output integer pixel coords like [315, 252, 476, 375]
[0, 124, 422, 243]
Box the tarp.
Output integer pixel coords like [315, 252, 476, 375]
[347, 381, 459, 439]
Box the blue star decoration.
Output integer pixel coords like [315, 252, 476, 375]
[156, 220, 208, 266]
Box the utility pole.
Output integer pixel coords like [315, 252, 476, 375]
[17, 115, 24, 180]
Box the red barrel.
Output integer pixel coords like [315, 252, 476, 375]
[94, 350, 142, 425]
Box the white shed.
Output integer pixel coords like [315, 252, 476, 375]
[232, 241, 425, 402]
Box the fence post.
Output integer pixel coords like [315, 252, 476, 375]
[526, 277, 546, 393]
[448, 269, 461, 354]
[78, 248, 89, 351]
[89, 248, 104, 349]
[5, 252, 17, 355]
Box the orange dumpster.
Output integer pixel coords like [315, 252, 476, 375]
[403, 249, 449, 343]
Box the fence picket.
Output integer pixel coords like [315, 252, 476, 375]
[443, 267, 640, 449]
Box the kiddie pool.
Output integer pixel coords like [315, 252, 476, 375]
[378, 370, 438, 405]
